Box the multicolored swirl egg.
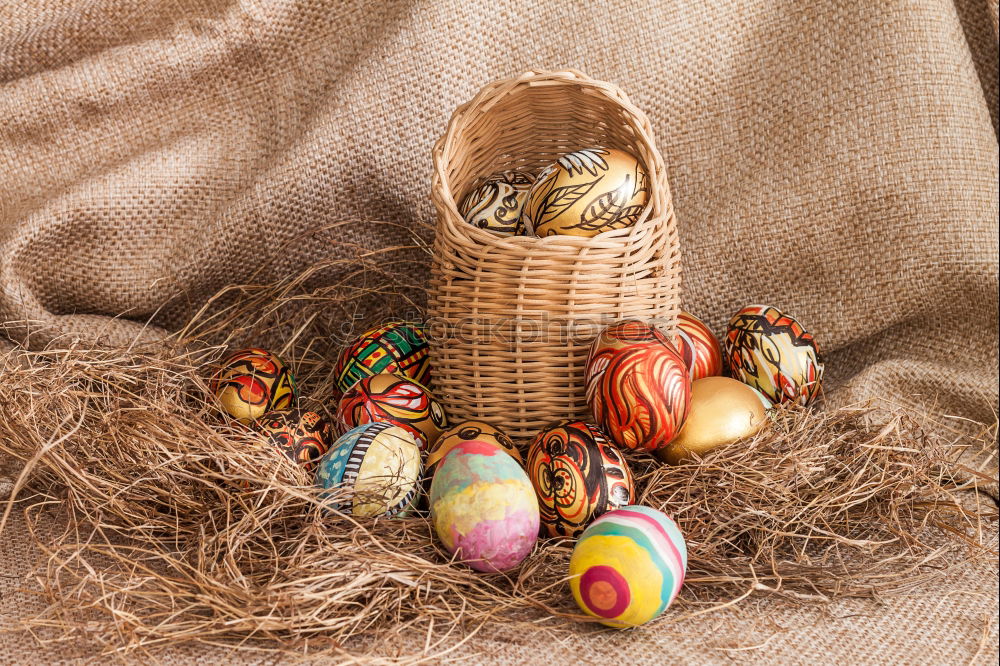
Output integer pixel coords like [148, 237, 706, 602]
[426, 420, 522, 476]
[522, 148, 649, 238]
[674, 311, 724, 381]
[527, 420, 634, 538]
[252, 409, 332, 472]
[459, 170, 535, 236]
[209, 348, 298, 424]
[337, 373, 447, 450]
[333, 322, 430, 396]
[315, 422, 422, 517]
[585, 321, 691, 452]
[569, 505, 687, 628]
[430, 439, 539, 572]
[726, 305, 823, 406]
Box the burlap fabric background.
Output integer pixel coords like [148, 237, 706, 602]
[2, 0, 998, 663]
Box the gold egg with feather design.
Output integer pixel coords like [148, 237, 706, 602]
[522, 148, 649, 238]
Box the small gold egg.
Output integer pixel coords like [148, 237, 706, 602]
[656, 376, 768, 465]
[522, 148, 649, 238]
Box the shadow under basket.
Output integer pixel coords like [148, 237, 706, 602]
[427, 70, 682, 440]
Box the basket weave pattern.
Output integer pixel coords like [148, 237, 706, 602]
[428, 70, 681, 439]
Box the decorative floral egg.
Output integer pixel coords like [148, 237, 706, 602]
[426, 420, 522, 476]
[674, 311, 724, 381]
[315, 422, 422, 517]
[527, 420, 634, 538]
[333, 322, 430, 396]
[585, 321, 691, 452]
[569, 505, 687, 628]
[252, 409, 332, 472]
[656, 377, 769, 465]
[459, 170, 535, 236]
[522, 148, 649, 238]
[336, 373, 447, 450]
[430, 439, 539, 572]
[209, 348, 298, 424]
[726, 305, 823, 406]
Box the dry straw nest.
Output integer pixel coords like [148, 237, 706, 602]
[0, 262, 995, 661]
[429, 70, 681, 438]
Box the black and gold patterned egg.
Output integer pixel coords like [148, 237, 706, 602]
[459, 170, 535, 236]
[521, 148, 648, 238]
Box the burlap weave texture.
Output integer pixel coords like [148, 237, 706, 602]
[1, 0, 997, 663]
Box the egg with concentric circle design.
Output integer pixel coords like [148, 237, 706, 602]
[527, 420, 634, 538]
[569, 505, 687, 627]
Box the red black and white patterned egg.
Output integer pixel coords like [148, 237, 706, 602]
[336, 373, 448, 450]
[252, 409, 332, 472]
[673, 311, 724, 381]
[585, 321, 691, 452]
[725, 305, 823, 406]
[527, 420, 634, 537]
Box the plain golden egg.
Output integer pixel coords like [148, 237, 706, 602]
[657, 376, 768, 465]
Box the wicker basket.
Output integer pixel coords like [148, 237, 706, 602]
[427, 70, 681, 439]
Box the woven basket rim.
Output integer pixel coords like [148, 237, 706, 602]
[431, 69, 673, 250]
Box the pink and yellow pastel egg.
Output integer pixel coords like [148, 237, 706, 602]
[429, 440, 539, 572]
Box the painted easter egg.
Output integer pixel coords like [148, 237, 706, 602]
[590, 318, 667, 353]
[459, 170, 535, 236]
[315, 422, 422, 517]
[252, 409, 332, 472]
[209, 348, 298, 424]
[521, 148, 649, 238]
[527, 420, 634, 538]
[585, 321, 691, 452]
[726, 305, 823, 406]
[655, 377, 769, 465]
[333, 322, 430, 396]
[426, 420, 522, 476]
[569, 505, 687, 628]
[430, 439, 539, 572]
[337, 373, 448, 450]
[674, 311, 724, 381]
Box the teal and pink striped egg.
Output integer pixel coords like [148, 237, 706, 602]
[569, 505, 687, 627]
[429, 439, 539, 573]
